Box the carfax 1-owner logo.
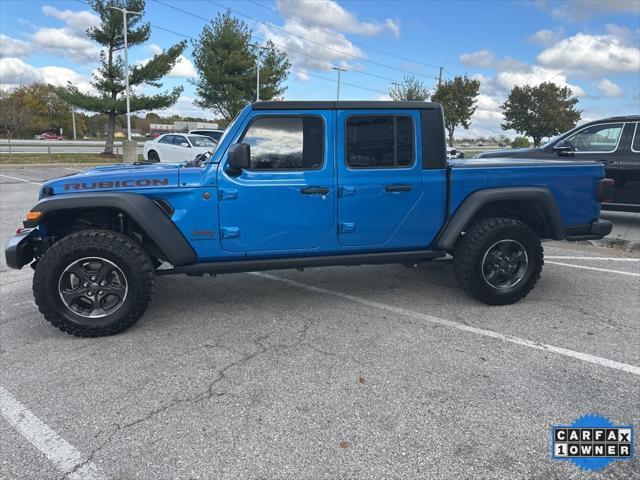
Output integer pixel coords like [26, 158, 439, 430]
[552, 414, 634, 471]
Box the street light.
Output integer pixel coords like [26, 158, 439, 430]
[109, 6, 140, 141]
[331, 66, 347, 100]
[250, 43, 269, 101]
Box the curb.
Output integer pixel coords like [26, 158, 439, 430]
[0, 163, 118, 169]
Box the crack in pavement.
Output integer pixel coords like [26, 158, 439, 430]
[61, 319, 315, 476]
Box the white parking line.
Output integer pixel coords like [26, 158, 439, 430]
[545, 256, 640, 262]
[251, 272, 640, 376]
[0, 386, 107, 480]
[546, 261, 640, 277]
[0, 173, 42, 185]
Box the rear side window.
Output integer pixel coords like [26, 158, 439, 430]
[159, 135, 174, 144]
[346, 116, 414, 168]
[239, 116, 324, 170]
[632, 123, 640, 153]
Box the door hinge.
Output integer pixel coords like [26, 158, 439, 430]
[219, 189, 238, 201]
[221, 227, 240, 239]
[339, 222, 355, 234]
[339, 186, 355, 197]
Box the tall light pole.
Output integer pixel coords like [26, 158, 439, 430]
[110, 6, 140, 141]
[331, 66, 347, 100]
[71, 107, 77, 140]
[250, 43, 268, 101]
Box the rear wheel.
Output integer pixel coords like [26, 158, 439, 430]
[453, 217, 543, 305]
[147, 150, 160, 162]
[33, 230, 155, 336]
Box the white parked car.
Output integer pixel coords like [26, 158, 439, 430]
[143, 133, 217, 163]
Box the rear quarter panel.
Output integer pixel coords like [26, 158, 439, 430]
[449, 162, 605, 226]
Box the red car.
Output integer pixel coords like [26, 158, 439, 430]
[35, 133, 65, 141]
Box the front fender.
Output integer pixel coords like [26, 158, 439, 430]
[25, 192, 197, 266]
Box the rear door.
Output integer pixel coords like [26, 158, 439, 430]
[614, 122, 640, 207]
[336, 110, 424, 248]
[217, 111, 335, 253]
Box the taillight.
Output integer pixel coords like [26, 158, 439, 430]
[597, 178, 615, 203]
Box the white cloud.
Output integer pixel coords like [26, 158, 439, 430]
[496, 65, 586, 97]
[0, 57, 92, 92]
[41, 5, 100, 33]
[527, 28, 564, 46]
[537, 33, 640, 77]
[27, 6, 102, 64]
[258, 21, 365, 72]
[295, 70, 310, 81]
[597, 78, 623, 97]
[167, 56, 197, 78]
[155, 95, 216, 119]
[276, 0, 400, 38]
[459, 49, 496, 68]
[136, 47, 197, 79]
[0, 34, 32, 58]
[30, 27, 101, 64]
[552, 0, 640, 20]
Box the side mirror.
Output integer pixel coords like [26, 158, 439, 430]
[553, 141, 573, 155]
[179, 142, 190, 148]
[449, 149, 457, 156]
[227, 142, 250, 171]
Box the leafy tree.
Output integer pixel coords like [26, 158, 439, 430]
[389, 75, 430, 101]
[431, 76, 480, 147]
[501, 82, 581, 147]
[192, 11, 290, 122]
[511, 136, 530, 148]
[0, 84, 86, 138]
[55, 0, 186, 154]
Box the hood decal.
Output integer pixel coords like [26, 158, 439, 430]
[63, 178, 170, 191]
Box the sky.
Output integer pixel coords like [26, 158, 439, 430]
[0, 0, 639, 138]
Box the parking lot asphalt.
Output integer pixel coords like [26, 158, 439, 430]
[1, 167, 639, 480]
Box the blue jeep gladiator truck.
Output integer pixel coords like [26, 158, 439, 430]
[5, 101, 614, 337]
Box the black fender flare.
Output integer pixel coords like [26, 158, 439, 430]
[25, 192, 197, 266]
[435, 187, 565, 250]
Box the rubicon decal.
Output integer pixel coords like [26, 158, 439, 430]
[63, 178, 170, 190]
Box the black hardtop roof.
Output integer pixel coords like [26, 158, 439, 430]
[595, 115, 640, 122]
[252, 101, 441, 110]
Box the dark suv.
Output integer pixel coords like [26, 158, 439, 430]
[477, 115, 640, 212]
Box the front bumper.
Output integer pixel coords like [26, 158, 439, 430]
[565, 219, 613, 241]
[4, 228, 38, 269]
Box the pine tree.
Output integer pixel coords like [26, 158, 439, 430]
[192, 11, 290, 122]
[55, 0, 186, 154]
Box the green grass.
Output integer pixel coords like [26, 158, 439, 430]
[0, 153, 144, 165]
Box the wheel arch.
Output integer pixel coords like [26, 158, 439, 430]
[26, 193, 196, 266]
[436, 187, 565, 250]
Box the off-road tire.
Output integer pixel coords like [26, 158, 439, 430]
[147, 150, 160, 162]
[33, 229, 155, 336]
[453, 217, 543, 305]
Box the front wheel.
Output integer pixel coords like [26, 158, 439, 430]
[33, 230, 155, 336]
[453, 217, 543, 305]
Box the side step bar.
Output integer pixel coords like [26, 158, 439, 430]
[157, 249, 445, 276]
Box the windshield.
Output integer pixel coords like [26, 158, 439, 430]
[189, 136, 216, 147]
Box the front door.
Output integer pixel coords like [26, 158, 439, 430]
[336, 110, 424, 248]
[217, 112, 335, 253]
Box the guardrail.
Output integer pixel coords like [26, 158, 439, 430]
[0, 139, 144, 160]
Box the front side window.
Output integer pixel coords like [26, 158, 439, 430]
[174, 135, 189, 146]
[632, 123, 639, 152]
[346, 116, 414, 168]
[565, 123, 623, 152]
[239, 116, 324, 170]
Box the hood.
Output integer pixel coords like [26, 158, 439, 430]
[476, 147, 538, 158]
[41, 162, 183, 197]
